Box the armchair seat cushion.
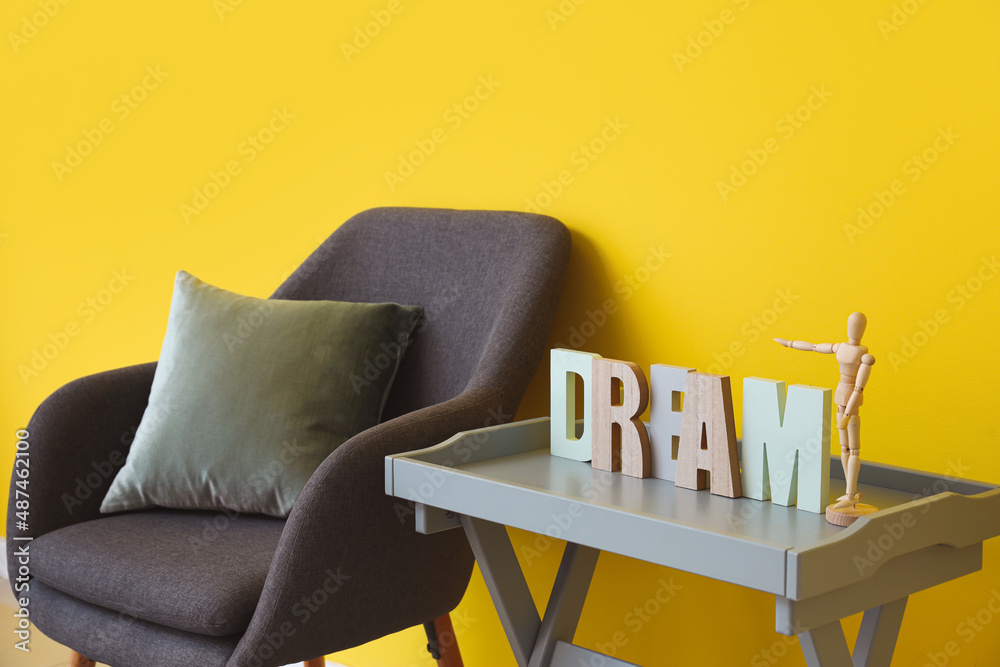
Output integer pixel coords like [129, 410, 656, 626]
[30, 510, 285, 637]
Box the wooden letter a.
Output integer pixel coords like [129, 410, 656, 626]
[591, 358, 650, 478]
[675, 373, 743, 498]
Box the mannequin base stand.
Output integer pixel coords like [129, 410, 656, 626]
[826, 503, 878, 526]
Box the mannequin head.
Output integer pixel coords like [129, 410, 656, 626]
[847, 312, 867, 343]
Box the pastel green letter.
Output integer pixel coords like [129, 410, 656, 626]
[649, 364, 695, 481]
[550, 348, 601, 461]
[741, 377, 831, 513]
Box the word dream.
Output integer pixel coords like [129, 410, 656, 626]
[550, 349, 831, 514]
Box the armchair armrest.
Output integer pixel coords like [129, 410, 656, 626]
[6, 363, 156, 583]
[229, 386, 506, 667]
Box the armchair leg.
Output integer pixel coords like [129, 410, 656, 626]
[69, 650, 97, 667]
[305, 659, 325, 667]
[429, 613, 464, 667]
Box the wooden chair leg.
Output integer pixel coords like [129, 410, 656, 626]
[431, 613, 464, 667]
[304, 659, 325, 667]
[69, 650, 97, 667]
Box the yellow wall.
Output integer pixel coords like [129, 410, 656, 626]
[3, 0, 998, 665]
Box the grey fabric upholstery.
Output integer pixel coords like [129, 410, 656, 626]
[30, 511, 285, 636]
[272, 207, 568, 420]
[7, 207, 571, 667]
[31, 580, 238, 667]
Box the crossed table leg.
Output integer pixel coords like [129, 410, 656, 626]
[797, 597, 908, 667]
[461, 516, 908, 667]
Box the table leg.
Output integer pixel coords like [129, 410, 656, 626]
[460, 516, 541, 667]
[797, 596, 908, 667]
[528, 542, 601, 667]
[799, 622, 853, 667]
[852, 598, 908, 667]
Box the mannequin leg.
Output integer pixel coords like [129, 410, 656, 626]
[837, 406, 850, 484]
[845, 414, 861, 498]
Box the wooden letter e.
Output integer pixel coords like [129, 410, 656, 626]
[591, 358, 651, 478]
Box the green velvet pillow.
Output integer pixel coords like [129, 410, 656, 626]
[100, 271, 422, 517]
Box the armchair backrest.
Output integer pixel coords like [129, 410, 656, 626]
[271, 207, 571, 420]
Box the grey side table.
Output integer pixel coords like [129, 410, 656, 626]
[385, 418, 1000, 667]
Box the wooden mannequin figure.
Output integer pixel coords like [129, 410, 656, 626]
[774, 312, 878, 526]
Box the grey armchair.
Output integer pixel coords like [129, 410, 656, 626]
[7, 207, 571, 667]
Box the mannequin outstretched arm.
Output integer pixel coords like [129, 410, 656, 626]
[773, 338, 838, 354]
